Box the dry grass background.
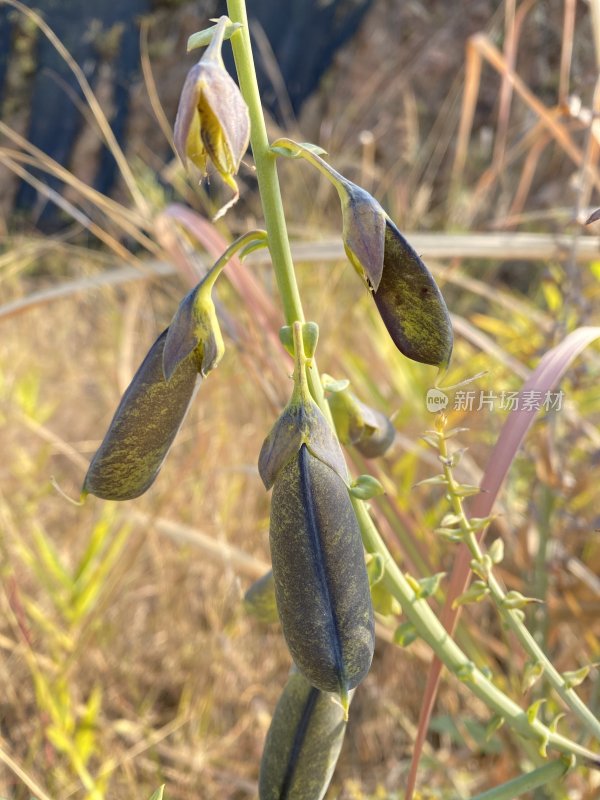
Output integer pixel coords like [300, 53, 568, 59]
[1, 0, 600, 798]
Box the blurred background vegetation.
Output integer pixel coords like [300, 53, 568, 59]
[1, 0, 600, 798]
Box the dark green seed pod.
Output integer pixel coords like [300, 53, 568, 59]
[268, 142, 453, 370]
[324, 377, 395, 459]
[259, 669, 350, 800]
[82, 330, 200, 500]
[270, 443, 374, 697]
[244, 570, 279, 624]
[353, 408, 395, 458]
[374, 219, 453, 369]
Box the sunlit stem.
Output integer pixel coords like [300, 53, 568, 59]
[291, 321, 311, 404]
[203, 15, 229, 61]
[438, 422, 600, 743]
[201, 229, 267, 292]
[226, 1, 329, 415]
[271, 136, 353, 199]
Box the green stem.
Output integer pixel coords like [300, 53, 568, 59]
[227, 1, 327, 412]
[353, 496, 597, 763]
[468, 759, 569, 800]
[271, 137, 350, 192]
[202, 229, 267, 292]
[439, 432, 600, 743]
[226, 5, 303, 328]
[532, 482, 554, 650]
[224, 0, 599, 766]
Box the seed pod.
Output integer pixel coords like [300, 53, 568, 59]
[337, 180, 453, 368]
[269, 141, 453, 369]
[353, 408, 395, 458]
[259, 669, 351, 800]
[374, 219, 453, 369]
[260, 323, 374, 699]
[269, 443, 374, 696]
[82, 329, 200, 501]
[83, 257, 227, 502]
[244, 570, 279, 624]
[324, 376, 395, 459]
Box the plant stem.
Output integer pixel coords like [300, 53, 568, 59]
[227, 0, 328, 412]
[438, 432, 600, 743]
[226, 3, 301, 327]
[468, 759, 569, 800]
[225, 0, 599, 765]
[353, 496, 597, 763]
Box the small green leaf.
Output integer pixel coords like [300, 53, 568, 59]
[452, 484, 481, 498]
[349, 474, 384, 500]
[148, 785, 166, 800]
[549, 713, 565, 733]
[270, 140, 328, 158]
[527, 698, 546, 725]
[393, 622, 417, 647]
[440, 513, 462, 527]
[522, 661, 545, 692]
[404, 573, 421, 595]
[452, 581, 489, 608]
[469, 515, 494, 532]
[443, 426, 469, 439]
[415, 474, 447, 487]
[321, 374, 351, 393]
[371, 582, 401, 616]
[279, 322, 320, 359]
[434, 527, 464, 542]
[187, 21, 241, 51]
[470, 556, 491, 581]
[502, 591, 543, 610]
[484, 715, 505, 740]
[562, 665, 590, 689]
[456, 662, 477, 683]
[488, 538, 504, 565]
[366, 553, 385, 586]
[414, 572, 446, 599]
